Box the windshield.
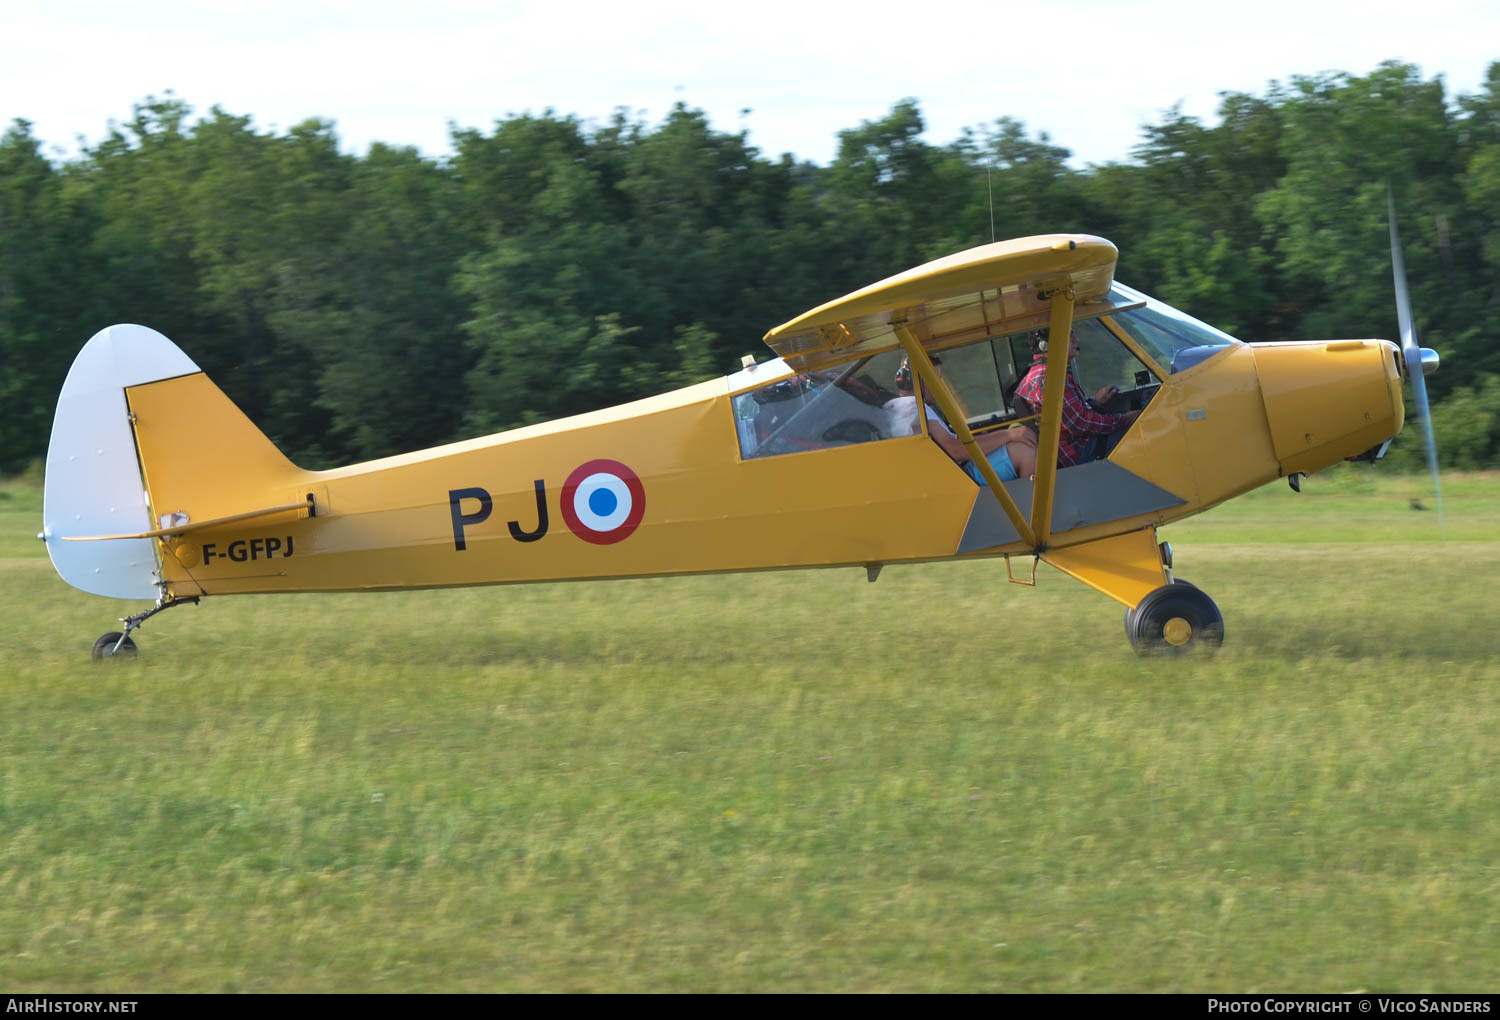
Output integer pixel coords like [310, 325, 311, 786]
[1106, 283, 1239, 373]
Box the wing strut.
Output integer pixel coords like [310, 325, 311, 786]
[1029, 290, 1076, 549]
[892, 322, 1037, 548]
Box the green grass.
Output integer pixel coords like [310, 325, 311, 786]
[2, 467, 1498, 991]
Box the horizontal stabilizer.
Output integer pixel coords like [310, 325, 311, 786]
[61, 501, 311, 542]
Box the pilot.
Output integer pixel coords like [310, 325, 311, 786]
[885, 355, 1037, 482]
[1013, 328, 1139, 466]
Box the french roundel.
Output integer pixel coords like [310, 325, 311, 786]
[560, 459, 646, 545]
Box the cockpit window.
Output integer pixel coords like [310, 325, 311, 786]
[733, 349, 907, 459]
[733, 285, 1223, 460]
[1106, 283, 1239, 374]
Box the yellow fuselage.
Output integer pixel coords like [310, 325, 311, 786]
[126, 334, 1405, 601]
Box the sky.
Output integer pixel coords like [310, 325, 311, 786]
[5, 0, 1497, 168]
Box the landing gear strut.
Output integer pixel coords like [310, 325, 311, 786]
[1126, 581, 1223, 656]
[91, 596, 200, 661]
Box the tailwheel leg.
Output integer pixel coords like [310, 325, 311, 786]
[91, 596, 201, 661]
[1126, 581, 1224, 657]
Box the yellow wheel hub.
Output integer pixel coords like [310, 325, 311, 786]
[1162, 616, 1193, 646]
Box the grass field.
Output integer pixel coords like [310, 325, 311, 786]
[2, 467, 1498, 992]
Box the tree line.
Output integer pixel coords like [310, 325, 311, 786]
[2, 59, 1497, 475]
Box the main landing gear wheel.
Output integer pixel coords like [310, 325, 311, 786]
[1125, 579, 1196, 637]
[92, 631, 139, 660]
[1127, 581, 1223, 656]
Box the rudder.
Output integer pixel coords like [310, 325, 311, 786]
[43, 324, 303, 600]
[43, 325, 202, 599]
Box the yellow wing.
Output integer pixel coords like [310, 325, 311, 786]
[762, 234, 1123, 372]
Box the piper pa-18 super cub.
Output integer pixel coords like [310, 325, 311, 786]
[41, 230, 1438, 658]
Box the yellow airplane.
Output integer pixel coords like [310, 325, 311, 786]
[40, 229, 1439, 659]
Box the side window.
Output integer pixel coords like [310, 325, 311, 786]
[1073, 318, 1158, 395]
[1000, 321, 1158, 420]
[733, 349, 907, 459]
[941, 339, 1016, 426]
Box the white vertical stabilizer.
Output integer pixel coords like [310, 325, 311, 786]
[43, 325, 201, 599]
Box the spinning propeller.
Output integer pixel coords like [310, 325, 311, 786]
[1387, 186, 1444, 528]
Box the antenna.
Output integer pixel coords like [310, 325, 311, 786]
[987, 165, 996, 243]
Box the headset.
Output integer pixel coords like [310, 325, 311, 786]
[894, 354, 942, 392]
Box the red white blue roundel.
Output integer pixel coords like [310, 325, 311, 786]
[560, 459, 646, 545]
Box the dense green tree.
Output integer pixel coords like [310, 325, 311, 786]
[821, 99, 953, 277]
[0, 121, 101, 473]
[1255, 65, 1468, 347]
[301, 142, 472, 459]
[1457, 63, 1500, 325]
[974, 116, 1094, 242]
[71, 97, 221, 356]
[454, 113, 645, 431]
[1115, 97, 1283, 337]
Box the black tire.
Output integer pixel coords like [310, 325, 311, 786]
[1124, 580, 1192, 636]
[92, 632, 138, 661]
[1127, 582, 1223, 656]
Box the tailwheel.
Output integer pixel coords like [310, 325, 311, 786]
[1127, 581, 1223, 656]
[86, 596, 201, 661]
[92, 631, 139, 660]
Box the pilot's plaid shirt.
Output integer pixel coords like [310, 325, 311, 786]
[1014, 354, 1133, 467]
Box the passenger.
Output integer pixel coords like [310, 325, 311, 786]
[884, 355, 1038, 482]
[1013, 328, 1139, 466]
